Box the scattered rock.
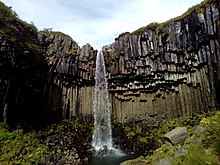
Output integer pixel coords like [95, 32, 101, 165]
[164, 127, 188, 145]
[21, 148, 27, 155]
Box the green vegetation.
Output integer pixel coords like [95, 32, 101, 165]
[0, 1, 41, 53]
[172, 111, 220, 165]
[0, 120, 92, 164]
[121, 113, 205, 154]
[200, 111, 220, 155]
[0, 1, 47, 78]
[0, 1, 48, 126]
[0, 123, 51, 165]
[123, 110, 220, 165]
[132, 22, 159, 35]
[153, 0, 212, 36]
[40, 28, 78, 45]
[1, 110, 219, 165]
[40, 28, 79, 57]
[173, 144, 218, 165]
[52, 31, 74, 41]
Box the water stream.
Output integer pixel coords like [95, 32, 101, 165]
[88, 154, 137, 165]
[90, 51, 137, 165]
[92, 51, 113, 154]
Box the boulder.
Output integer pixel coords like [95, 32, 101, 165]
[164, 127, 188, 145]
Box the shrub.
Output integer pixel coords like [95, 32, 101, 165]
[173, 143, 217, 165]
[201, 111, 220, 154]
[0, 123, 52, 164]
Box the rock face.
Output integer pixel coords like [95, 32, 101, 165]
[38, 31, 97, 122]
[101, 0, 220, 123]
[39, 1, 220, 124]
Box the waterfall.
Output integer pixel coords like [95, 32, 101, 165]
[92, 51, 113, 154]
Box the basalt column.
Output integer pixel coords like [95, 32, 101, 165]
[38, 1, 220, 123]
[38, 31, 97, 122]
[103, 0, 220, 123]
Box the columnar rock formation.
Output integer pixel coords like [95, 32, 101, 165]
[38, 31, 97, 122]
[102, 0, 220, 122]
[38, 0, 220, 124]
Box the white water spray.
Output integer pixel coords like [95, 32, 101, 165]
[92, 51, 113, 154]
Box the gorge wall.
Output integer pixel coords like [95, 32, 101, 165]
[42, 0, 220, 123]
[102, 0, 220, 123]
[0, 0, 220, 126]
[38, 31, 97, 122]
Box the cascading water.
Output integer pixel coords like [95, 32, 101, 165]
[92, 51, 113, 155]
[89, 51, 131, 165]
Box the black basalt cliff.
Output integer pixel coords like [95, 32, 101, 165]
[38, 30, 97, 123]
[101, 0, 220, 123]
[40, 0, 220, 124]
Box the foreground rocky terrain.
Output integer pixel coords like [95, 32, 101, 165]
[1, 110, 219, 165]
[120, 110, 220, 165]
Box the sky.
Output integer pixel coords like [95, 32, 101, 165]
[2, 0, 204, 49]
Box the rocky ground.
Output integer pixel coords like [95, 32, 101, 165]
[1, 110, 219, 165]
[0, 120, 92, 165]
[120, 110, 220, 165]
[38, 120, 93, 165]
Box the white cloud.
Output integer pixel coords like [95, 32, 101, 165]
[2, 0, 204, 49]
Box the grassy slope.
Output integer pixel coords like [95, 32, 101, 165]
[121, 110, 220, 165]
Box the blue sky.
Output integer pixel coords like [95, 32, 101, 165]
[2, 0, 203, 49]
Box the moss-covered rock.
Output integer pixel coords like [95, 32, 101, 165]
[120, 110, 220, 165]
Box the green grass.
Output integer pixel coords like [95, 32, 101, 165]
[122, 110, 220, 165]
[173, 144, 218, 165]
[115, 31, 130, 39]
[0, 123, 51, 165]
[132, 22, 159, 35]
